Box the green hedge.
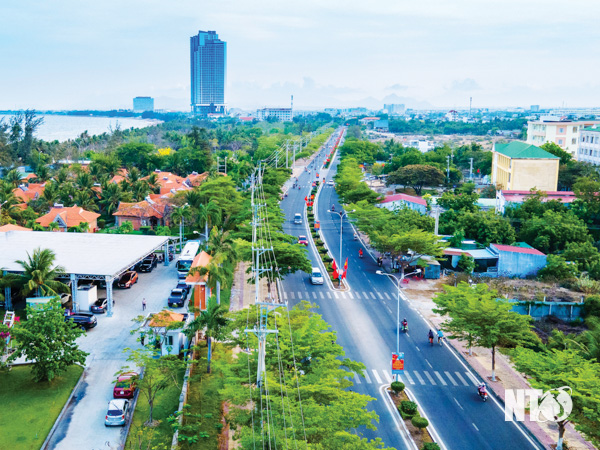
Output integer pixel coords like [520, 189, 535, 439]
[400, 400, 418, 419]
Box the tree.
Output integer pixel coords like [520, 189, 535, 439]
[8, 297, 87, 382]
[457, 254, 475, 274]
[196, 201, 221, 240]
[170, 204, 193, 248]
[386, 165, 445, 195]
[541, 142, 573, 165]
[437, 191, 479, 212]
[538, 255, 579, 281]
[185, 302, 229, 373]
[115, 142, 156, 169]
[3, 247, 70, 298]
[124, 349, 184, 426]
[519, 210, 591, 254]
[513, 348, 600, 450]
[457, 211, 516, 246]
[433, 282, 539, 380]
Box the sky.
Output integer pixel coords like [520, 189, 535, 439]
[1, 0, 599, 112]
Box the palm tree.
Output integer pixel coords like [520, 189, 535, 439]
[184, 302, 228, 373]
[170, 204, 193, 250]
[41, 181, 60, 208]
[34, 165, 50, 182]
[206, 226, 235, 259]
[99, 182, 128, 217]
[75, 172, 94, 192]
[3, 248, 70, 298]
[146, 173, 160, 193]
[197, 201, 221, 240]
[73, 190, 99, 212]
[5, 169, 23, 188]
[191, 251, 232, 306]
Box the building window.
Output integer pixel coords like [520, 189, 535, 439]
[165, 335, 173, 346]
[573, 127, 578, 132]
[559, 128, 564, 133]
[572, 138, 577, 144]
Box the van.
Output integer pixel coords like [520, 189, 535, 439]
[310, 267, 324, 285]
[294, 213, 302, 224]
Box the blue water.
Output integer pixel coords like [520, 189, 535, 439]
[0, 114, 161, 142]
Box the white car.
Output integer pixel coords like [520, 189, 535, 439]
[327, 180, 334, 186]
[105, 399, 130, 427]
[310, 267, 324, 285]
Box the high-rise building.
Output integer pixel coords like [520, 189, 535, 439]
[133, 96, 154, 112]
[190, 30, 226, 115]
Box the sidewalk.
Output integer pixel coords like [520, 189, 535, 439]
[229, 261, 280, 312]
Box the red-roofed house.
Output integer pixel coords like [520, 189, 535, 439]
[113, 195, 171, 230]
[0, 224, 32, 232]
[13, 183, 46, 203]
[378, 193, 427, 214]
[496, 190, 577, 214]
[36, 205, 100, 232]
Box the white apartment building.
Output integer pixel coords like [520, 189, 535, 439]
[577, 125, 600, 165]
[527, 117, 600, 157]
[256, 107, 293, 122]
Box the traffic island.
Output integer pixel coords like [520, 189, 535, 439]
[387, 382, 441, 450]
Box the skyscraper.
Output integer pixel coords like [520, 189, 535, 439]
[190, 30, 226, 115]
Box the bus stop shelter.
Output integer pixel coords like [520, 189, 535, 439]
[0, 230, 171, 316]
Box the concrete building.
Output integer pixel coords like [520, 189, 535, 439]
[256, 107, 293, 122]
[491, 141, 559, 191]
[384, 104, 406, 116]
[373, 119, 389, 132]
[144, 310, 192, 357]
[577, 124, 600, 165]
[133, 97, 154, 112]
[526, 117, 600, 156]
[378, 193, 427, 214]
[190, 30, 226, 115]
[496, 190, 576, 214]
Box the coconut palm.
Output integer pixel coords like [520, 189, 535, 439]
[206, 226, 235, 259]
[184, 301, 228, 373]
[73, 190, 98, 212]
[99, 182, 128, 216]
[170, 204, 193, 250]
[197, 201, 221, 240]
[75, 172, 94, 192]
[146, 173, 160, 193]
[3, 247, 70, 298]
[41, 180, 60, 208]
[5, 169, 23, 188]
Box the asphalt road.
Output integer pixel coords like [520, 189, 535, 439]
[279, 129, 543, 450]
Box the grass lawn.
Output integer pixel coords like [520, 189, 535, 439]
[0, 364, 83, 450]
[125, 367, 185, 450]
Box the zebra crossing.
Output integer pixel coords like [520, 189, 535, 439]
[282, 289, 393, 301]
[349, 368, 480, 388]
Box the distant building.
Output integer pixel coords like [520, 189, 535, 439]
[404, 139, 434, 153]
[491, 141, 559, 191]
[256, 108, 293, 122]
[496, 190, 576, 214]
[36, 205, 100, 232]
[359, 117, 379, 125]
[378, 193, 427, 214]
[190, 30, 226, 115]
[384, 104, 406, 116]
[133, 96, 154, 112]
[577, 124, 600, 165]
[530, 105, 540, 112]
[373, 119, 389, 132]
[526, 117, 600, 156]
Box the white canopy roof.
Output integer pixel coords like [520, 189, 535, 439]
[0, 231, 169, 278]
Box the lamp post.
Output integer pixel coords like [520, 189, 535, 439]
[376, 268, 421, 381]
[327, 208, 355, 286]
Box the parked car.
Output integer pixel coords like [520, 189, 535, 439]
[90, 298, 108, 314]
[137, 254, 158, 273]
[117, 271, 138, 288]
[294, 213, 302, 224]
[310, 267, 324, 285]
[64, 311, 97, 330]
[298, 235, 308, 246]
[176, 281, 190, 296]
[113, 372, 138, 399]
[168, 288, 186, 307]
[104, 399, 130, 427]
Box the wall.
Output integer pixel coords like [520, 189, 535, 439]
[511, 159, 559, 191]
[495, 248, 547, 278]
[491, 152, 511, 189]
[509, 300, 583, 321]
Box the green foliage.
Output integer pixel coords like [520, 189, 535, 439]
[457, 254, 475, 274]
[448, 229, 465, 248]
[437, 191, 479, 212]
[443, 210, 515, 246]
[400, 400, 418, 418]
[541, 142, 573, 166]
[538, 255, 579, 281]
[9, 297, 87, 382]
[387, 165, 445, 196]
[519, 210, 591, 253]
[583, 295, 600, 319]
[118, 220, 135, 234]
[422, 443, 441, 450]
[411, 416, 429, 432]
[390, 381, 405, 394]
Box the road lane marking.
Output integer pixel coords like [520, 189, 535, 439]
[415, 346, 420, 352]
[454, 397, 463, 410]
[304, 292, 310, 298]
[425, 359, 433, 369]
[372, 370, 383, 384]
[434, 371, 447, 386]
[290, 292, 295, 299]
[377, 292, 383, 299]
[319, 292, 324, 299]
[384, 292, 391, 300]
[473, 423, 479, 432]
[466, 372, 480, 386]
[383, 370, 392, 383]
[424, 371, 436, 385]
[340, 291, 347, 299]
[346, 291, 353, 299]
[369, 292, 376, 299]
[312, 292, 317, 299]
[333, 291, 339, 299]
[353, 372, 361, 384]
[445, 371, 459, 386]
[283, 292, 288, 300]
[414, 371, 426, 385]
[455, 372, 469, 386]
[362, 291, 369, 299]
[363, 370, 372, 384]
[297, 291, 302, 299]
[404, 371, 415, 384]
[326, 292, 331, 299]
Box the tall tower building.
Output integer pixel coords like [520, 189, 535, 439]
[190, 30, 226, 115]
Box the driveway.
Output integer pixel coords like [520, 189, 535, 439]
[46, 261, 181, 450]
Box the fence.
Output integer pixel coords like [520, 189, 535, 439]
[509, 300, 584, 321]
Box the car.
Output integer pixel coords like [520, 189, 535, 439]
[298, 235, 308, 246]
[117, 271, 138, 288]
[137, 254, 158, 273]
[104, 399, 130, 427]
[327, 180, 335, 186]
[90, 298, 108, 314]
[310, 267, 324, 285]
[113, 372, 138, 399]
[294, 213, 302, 224]
[168, 288, 186, 307]
[176, 281, 190, 296]
[64, 311, 97, 330]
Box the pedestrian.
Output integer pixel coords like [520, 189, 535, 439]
[142, 298, 146, 311]
[140, 332, 145, 346]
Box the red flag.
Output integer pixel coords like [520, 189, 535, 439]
[477, 168, 480, 173]
[332, 259, 338, 272]
[333, 268, 339, 279]
[304, 196, 308, 202]
[342, 258, 348, 279]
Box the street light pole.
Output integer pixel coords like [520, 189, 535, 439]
[328, 209, 355, 286]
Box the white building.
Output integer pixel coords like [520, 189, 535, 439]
[144, 310, 192, 357]
[577, 124, 600, 165]
[256, 107, 293, 122]
[384, 104, 406, 116]
[527, 117, 600, 157]
[404, 139, 435, 153]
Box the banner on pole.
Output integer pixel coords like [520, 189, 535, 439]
[391, 352, 404, 375]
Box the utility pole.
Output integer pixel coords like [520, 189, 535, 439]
[446, 155, 450, 183]
[285, 141, 289, 168]
[469, 157, 473, 180]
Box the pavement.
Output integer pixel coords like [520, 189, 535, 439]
[45, 260, 181, 450]
[278, 128, 545, 450]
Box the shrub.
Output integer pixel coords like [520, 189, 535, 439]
[323, 255, 333, 263]
[422, 443, 440, 450]
[318, 247, 328, 254]
[584, 295, 600, 318]
[412, 416, 429, 432]
[400, 400, 418, 418]
[315, 239, 324, 246]
[390, 381, 405, 394]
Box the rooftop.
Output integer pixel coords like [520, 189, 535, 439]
[36, 205, 100, 228]
[494, 141, 559, 159]
[491, 243, 545, 256]
[380, 193, 427, 206]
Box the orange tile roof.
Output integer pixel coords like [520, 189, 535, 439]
[185, 251, 212, 284]
[36, 206, 100, 228]
[145, 171, 208, 194]
[22, 173, 37, 181]
[13, 183, 46, 202]
[186, 172, 209, 186]
[109, 168, 129, 184]
[113, 198, 167, 219]
[149, 310, 185, 327]
[0, 224, 32, 232]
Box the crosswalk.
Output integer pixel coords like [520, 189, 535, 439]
[349, 368, 480, 388]
[283, 289, 393, 301]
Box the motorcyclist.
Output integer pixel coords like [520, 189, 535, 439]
[377, 256, 383, 267]
[401, 318, 408, 332]
[331, 204, 335, 211]
[353, 232, 358, 240]
[428, 329, 434, 345]
[478, 382, 487, 397]
[358, 248, 363, 258]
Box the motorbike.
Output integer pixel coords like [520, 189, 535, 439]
[478, 389, 488, 402]
[401, 323, 408, 333]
